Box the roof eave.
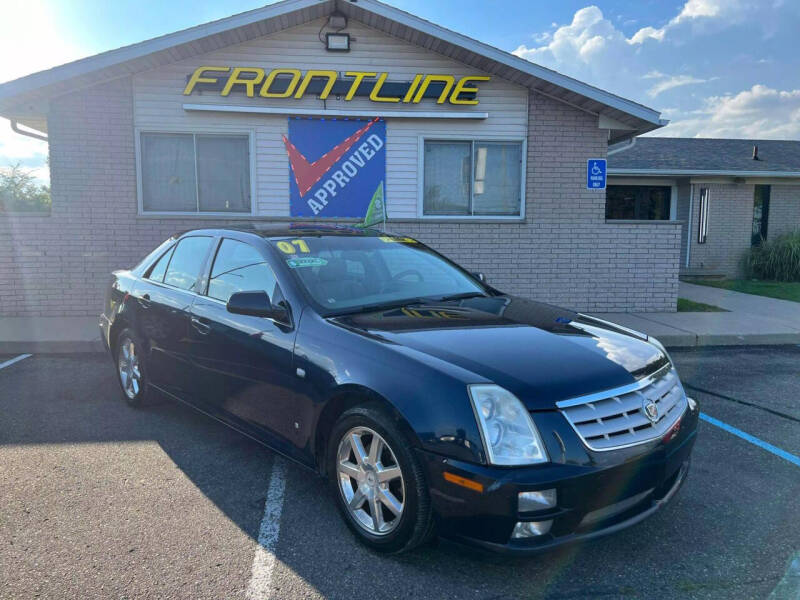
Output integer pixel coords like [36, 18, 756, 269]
[0, 0, 663, 135]
[608, 168, 800, 178]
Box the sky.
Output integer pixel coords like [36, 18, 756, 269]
[2, 0, 799, 183]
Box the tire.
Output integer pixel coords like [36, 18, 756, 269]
[114, 327, 149, 407]
[327, 404, 434, 553]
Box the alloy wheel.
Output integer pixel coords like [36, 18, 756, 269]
[117, 336, 141, 400]
[336, 426, 405, 536]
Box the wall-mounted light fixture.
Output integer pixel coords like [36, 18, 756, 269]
[326, 32, 350, 51]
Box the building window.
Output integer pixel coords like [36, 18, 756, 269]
[697, 187, 710, 244]
[140, 132, 251, 214]
[423, 140, 522, 217]
[605, 185, 671, 220]
[752, 184, 770, 246]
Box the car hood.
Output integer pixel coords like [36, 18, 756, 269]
[331, 295, 669, 410]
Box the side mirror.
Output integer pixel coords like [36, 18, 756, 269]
[226, 291, 288, 322]
[472, 271, 487, 283]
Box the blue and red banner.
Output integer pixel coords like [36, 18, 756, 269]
[283, 117, 386, 218]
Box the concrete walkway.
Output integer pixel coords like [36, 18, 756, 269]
[2, 282, 799, 352]
[591, 281, 800, 347]
[0, 316, 102, 354]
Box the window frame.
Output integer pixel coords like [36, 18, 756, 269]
[417, 135, 526, 220]
[204, 237, 281, 305]
[161, 235, 216, 293]
[697, 187, 710, 244]
[604, 182, 677, 222]
[135, 128, 257, 217]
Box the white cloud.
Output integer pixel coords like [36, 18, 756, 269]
[629, 0, 738, 44]
[653, 84, 800, 138]
[0, 0, 87, 183]
[645, 74, 710, 97]
[513, 6, 626, 68]
[512, 0, 800, 138]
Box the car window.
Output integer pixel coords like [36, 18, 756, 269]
[146, 245, 175, 282]
[207, 238, 278, 304]
[163, 236, 213, 291]
[273, 235, 484, 312]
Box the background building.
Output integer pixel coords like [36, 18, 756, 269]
[608, 138, 800, 278]
[0, 0, 681, 318]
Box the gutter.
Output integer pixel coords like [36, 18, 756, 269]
[10, 120, 47, 142]
[608, 168, 800, 178]
[607, 137, 636, 155]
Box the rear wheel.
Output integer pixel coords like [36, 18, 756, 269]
[328, 405, 434, 553]
[114, 328, 148, 406]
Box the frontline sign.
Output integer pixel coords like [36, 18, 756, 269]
[183, 67, 490, 105]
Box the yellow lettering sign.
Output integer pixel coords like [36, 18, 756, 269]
[413, 75, 456, 104]
[260, 68, 301, 98]
[184, 67, 489, 105]
[294, 70, 338, 100]
[183, 66, 230, 95]
[221, 67, 265, 97]
[450, 76, 490, 105]
[369, 72, 400, 103]
[344, 72, 377, 100]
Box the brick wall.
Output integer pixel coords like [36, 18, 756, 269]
[686, 182, 753, 277]
[0, 83, 680, 317]
[769, 185, 800, 238]
[399, 92, 680, 312]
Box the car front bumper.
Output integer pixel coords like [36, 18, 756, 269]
[416, 400, 698, 554]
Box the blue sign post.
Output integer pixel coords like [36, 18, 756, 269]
[586, 158, 607, 190]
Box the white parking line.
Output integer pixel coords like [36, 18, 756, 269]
[0, 354, 32, 370]
[246, 456, 287, 600]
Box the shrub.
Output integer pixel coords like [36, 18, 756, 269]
[743, 231, 800, 282]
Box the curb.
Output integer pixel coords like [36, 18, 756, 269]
[0, 340, 105, 354]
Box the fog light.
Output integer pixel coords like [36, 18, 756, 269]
[512, 520, 552, 538]
[518, 489, 556, 511]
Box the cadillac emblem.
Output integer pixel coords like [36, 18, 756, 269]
[643, 399, 659, 423]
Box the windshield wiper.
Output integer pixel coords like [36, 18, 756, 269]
[328, 297, 431, 317]
[432, 292, 488, 302]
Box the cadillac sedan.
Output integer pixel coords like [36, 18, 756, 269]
[100, 226, 698, 554]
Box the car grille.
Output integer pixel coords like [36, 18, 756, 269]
[557, 366, 687, 451]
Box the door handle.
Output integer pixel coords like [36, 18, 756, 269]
[191, 316, 211, 335]
[136, 293, 152, 308]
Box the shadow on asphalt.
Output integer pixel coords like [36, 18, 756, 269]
[2, 351, 799, 599]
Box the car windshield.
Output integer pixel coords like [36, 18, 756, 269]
[271, 234, 487, 314]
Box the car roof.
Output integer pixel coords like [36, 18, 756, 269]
[172, 224, 401, 240]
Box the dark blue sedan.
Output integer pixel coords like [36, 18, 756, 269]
[100, 226, 698, 554]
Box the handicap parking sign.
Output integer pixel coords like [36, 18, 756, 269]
[587, 158, 606, 190]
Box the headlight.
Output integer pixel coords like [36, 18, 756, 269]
[468, 384, 548, 466]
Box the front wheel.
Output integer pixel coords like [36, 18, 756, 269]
[327, 405, 434, 553]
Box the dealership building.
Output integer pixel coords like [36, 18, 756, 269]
[0, 0, 754, 317]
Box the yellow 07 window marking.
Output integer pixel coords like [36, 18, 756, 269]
[276, 239, 311, 254]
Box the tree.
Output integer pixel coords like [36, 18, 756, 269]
[0, 163, 51, 213]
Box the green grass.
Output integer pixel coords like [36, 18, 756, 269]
[677, 298, 727, 312]
[687, 279, 800, 303]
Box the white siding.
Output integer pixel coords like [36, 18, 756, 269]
[133, 18, 528, 218]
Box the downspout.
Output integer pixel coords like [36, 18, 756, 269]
[10, 120, 48, 142]
[685, 184, 694, 268]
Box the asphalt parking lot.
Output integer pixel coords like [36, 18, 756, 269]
[1, 346, 799, 599]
